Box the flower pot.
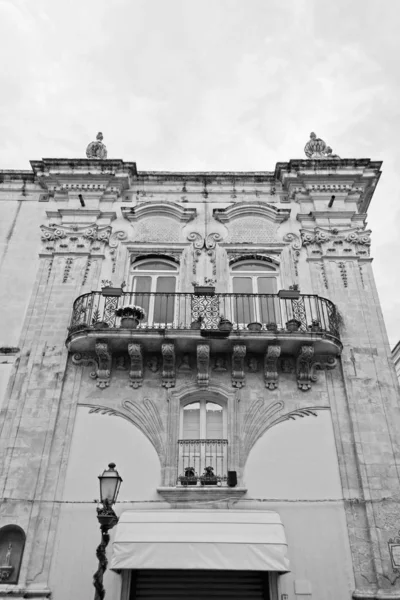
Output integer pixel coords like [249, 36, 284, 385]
[247, 322, 262, 332]
[278, 289, 300, 299]
[310, 321, 321, 332]
[179, 477, 198, 486]
[190, 320, 202, 330]
[120, 316, 139, 329]
[200, 477, 218, 486]
[93, 321, 109, 330]
[286, 319, 301, 332]
[194, 286, 215, 296]
[101, 287, 123, 297]
[219, 320, 233, 332]
[266, 323, 278, 332]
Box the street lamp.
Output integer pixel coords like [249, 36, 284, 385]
[93, 463, 123, 600]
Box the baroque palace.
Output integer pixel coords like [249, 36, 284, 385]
[0, 132, 399, 600]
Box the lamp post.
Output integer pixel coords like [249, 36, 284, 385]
[93, 463, 123, 600]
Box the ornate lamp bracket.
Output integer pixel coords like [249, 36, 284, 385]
[264, 345, 281, 390]
[128, 343, 143, 388]
[232, 345, 246, 388]
[161, 343, 176, 388]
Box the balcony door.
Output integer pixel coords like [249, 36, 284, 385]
[178, 400, 227, 480]
[231, 260, 278, 325]
[130, 258, 178, 326]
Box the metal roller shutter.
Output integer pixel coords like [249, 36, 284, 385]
[130, 569, 270, 599]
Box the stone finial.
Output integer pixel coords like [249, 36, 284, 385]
[86, 132, 108, 159]
[304, 132, 340, 160]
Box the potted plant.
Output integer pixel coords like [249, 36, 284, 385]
[218, 316, 233, 332]
[286, 318, 301, 332]
[179, 466, 198, 486]
[278, 284, 300, 300]
[91, 309, 109, 330]
[101, 280, 124, 297]
[266, 322, 278, 332]
[247, 322, 262, 332]
[310, 319, 322, 332]
[190, 316, 203, 330]
[115, 305, 146, 329]
[200, 466, 218, 486]
[68, 322, 88, 334]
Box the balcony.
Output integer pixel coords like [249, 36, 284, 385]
[67, 291, 341, 390]
[177, 439, 229, 486]
[67, 290, 341, 354]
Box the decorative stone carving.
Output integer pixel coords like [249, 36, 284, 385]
[283, 233, 302, 278]
[134, 218, 180, 243]
[300, 227, 372, 257]
[187, 232, 203, 275]
[62, 257, 73, 283]
[94, 341, 112, 389]
[161, 343, 176, 388]
[338, 261, 348, 287]
[197, 344, 210, 387]
[187, 231, 222, 276]
[264, 345, 281, 390]
[128, 344, 143, 388]
[109, 230, 128, 273]
[123, 399, 166, 459]
[213, 356, 227, 372]
[147, 355, 160, 373]
[296, 345, 317, 391]
[241, 400, 284, 463]
[232, 345, 246, 388]
[178, 354, 192, 372]
[86, 132, 108, 159]
[40, 223, 112, 255]
[247, 356, 259, 373]
[304, 132, 340, 160]
[205, 232, 223, 276]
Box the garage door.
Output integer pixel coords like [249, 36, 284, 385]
[130, 569, 270, 599]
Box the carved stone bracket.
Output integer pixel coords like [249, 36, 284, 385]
[232, 345, 246, 388]
[161, 343, 176, 388]
[264, 345, 281, 390]
[95, 341, 112, 389]
[197, 344, 210, 387]
[300, 226, 371, 257]
[128, 343, 143, 388]
[297, 345, 317, 391]
[40, 223, 112, 255]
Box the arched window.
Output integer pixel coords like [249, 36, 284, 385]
[0, 525, 25, 584]
[130, 257, 178, 325]
[178, 398, 227, 483]
[230, 259, 279, 324]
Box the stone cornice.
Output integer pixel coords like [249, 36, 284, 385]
[213, 201, 290, 224]
[122, 201, 197, 223]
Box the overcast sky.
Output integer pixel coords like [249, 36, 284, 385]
[1, 0, 399, 345]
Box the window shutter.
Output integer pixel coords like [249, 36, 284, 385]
[131, 570, 270, 599]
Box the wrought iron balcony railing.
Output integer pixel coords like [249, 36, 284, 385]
[177, 439, 228, 486]
[68, 291, 341, 339]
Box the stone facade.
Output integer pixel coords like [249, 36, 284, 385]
[0, 137, 399, 600]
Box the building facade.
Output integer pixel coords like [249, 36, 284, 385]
[0, 133, 399, 600]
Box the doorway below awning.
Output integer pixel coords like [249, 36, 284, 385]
[110, 509, 289, 572]
[130, 569, 271, 599]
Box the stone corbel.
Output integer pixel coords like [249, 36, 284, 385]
[128, 343, 143, 388]
[197, 344, 210, 387]
[161, 343, 176, 388]
[94, 340, 112, 389]
[296, 345, 317, 391]
[264, 345, 281, 390]
[232, 345, 246, 388]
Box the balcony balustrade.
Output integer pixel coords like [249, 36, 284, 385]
[67, 290, 342, 356]
[177, 439, 228, 486]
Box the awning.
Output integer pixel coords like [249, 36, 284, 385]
[110, 510, 289, 572]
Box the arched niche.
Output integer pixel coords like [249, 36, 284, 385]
[0, 525, 26, 584]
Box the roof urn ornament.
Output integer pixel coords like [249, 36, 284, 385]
[304, 132, 340, 160]
[86, 132, 108, 159]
